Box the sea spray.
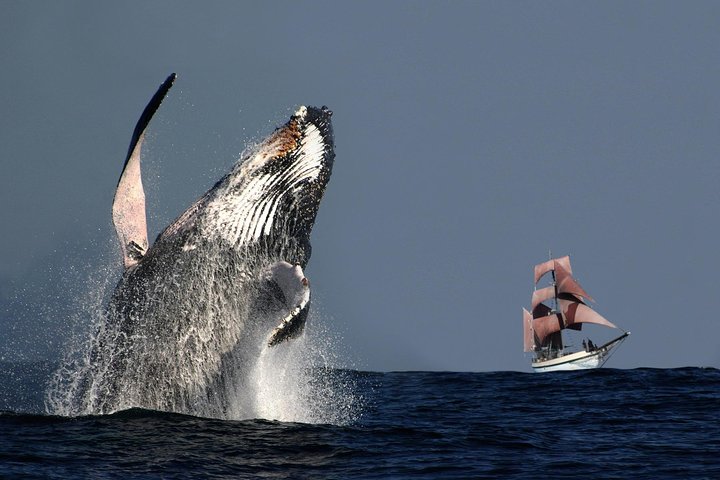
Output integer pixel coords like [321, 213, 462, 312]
[244, 313, 363, 425]
[44, 241, 123, 417]
[45, 248, 362, 424]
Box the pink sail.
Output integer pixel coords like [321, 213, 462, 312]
[532, 313, 564, 345]
[554, 262, 594, 302]
[531, 286, 555, 311]
[531, 299, 616, 345]
[533, 255, 572, 284]
[523, 308, 534, 352]
[559, 299, 617, 330]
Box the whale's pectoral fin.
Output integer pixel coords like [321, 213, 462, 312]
[264, 261, 311, 347]
[112, 73, 176, 269]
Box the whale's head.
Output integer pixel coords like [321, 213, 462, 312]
[201, 105, 335, 267]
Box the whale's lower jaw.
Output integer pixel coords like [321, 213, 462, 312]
[268, 297, 310, 347]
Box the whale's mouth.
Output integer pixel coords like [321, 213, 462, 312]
[268, 295, 310, 347]
[261, 261, 311, 347]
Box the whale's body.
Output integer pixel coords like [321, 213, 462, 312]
[48, 75, 335, 416]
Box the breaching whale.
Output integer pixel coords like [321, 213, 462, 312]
[49, 74, 335, 417]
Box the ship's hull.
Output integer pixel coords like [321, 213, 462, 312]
[531, 332, 630, 373]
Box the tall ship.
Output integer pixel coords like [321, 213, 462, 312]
[523, 255, 629, 372]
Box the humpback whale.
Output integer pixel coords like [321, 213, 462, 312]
[49, 74, 335, 417]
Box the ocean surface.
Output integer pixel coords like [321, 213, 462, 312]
[1, 364, 718, 479]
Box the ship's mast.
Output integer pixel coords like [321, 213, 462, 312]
[548, 250, 563, 352]
[548, 250, 558, 313]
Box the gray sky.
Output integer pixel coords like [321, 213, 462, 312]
[1, 1, 719, 371]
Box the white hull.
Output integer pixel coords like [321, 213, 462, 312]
[531, 332, 629, 373]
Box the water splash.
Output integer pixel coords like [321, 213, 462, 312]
[44, 251, 362, 425]
[44, 243, 122, 417]
[243, 315, 363, 425]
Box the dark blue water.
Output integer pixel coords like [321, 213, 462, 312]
[1, 364, 718, 479]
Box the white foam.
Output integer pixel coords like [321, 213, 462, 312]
[294, 105, 307, 118]
[238, 312, 362, 425]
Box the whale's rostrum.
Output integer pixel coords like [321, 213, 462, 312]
[48, 74, 335, 417]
